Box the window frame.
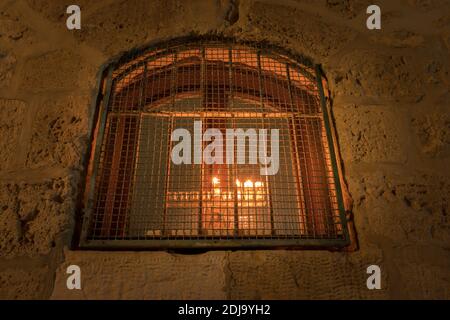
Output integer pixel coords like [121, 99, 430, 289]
[77, 37, 351, 250]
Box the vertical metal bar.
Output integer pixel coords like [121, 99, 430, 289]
[126, 63, 147, 238]
[229, 47, 239, 237]
[129, 113, 143, 238]
[82, 41, 351, 247]
[171, 52, 178, 107]
[101, 115, 126, 237]
[286, 64, 308, 236]
[162, 52, 178, 235]
[139, 63, 148, 110]
[198, 47, 205, 234]
[315, 65, 349, 241]
[163, 116, 173, 236]
[98, 71, 124, 237]
[257, 51, 275, 235]
[81, 66, 114, 243]
[256, 51, 264, 109]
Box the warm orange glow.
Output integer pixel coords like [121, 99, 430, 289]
[244, 180, 253, 188]
[212, 177, 220, 185]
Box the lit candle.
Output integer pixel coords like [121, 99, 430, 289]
[244, 180, 253, 201]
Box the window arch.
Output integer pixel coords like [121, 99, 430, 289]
[79, 37, 349, 248]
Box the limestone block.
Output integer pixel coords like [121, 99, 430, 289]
[0, 266, 53, 299]
[387, 245, 450, 299]
[0, 184, 21, 256]
[227, 250, 388, 299]
[333, 104, 408, 163]
[443, 31, 450, 52]
[412, 112, 450, 157]
[324, 0, 369, 18]
[433, 12, 450, 30]
[348, 170, 450, 245]
[0, 9, 30, 43]
[0, 5, 39, 49]
[73, 0, 227, 57]
[0, 176, 76, 258]
[242, 2, 356, 60]
[20, 50, 97, 93]
[0, 50, 16, 88]
[0, 99, 26, 171]
[407, 0, 450, 11]
[25, 95, 90, 170]
[369, 30, 425, 48]
[51, 251, 227, 299]
[331, 50, 424, 101]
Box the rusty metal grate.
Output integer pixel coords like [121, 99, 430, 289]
[80, 37, 349, 249]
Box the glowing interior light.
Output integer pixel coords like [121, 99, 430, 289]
[212, 177, 220, 185]
[254, 181, 263, 188]
[236, 179, 241, 187]
[244, 180, 253, 188]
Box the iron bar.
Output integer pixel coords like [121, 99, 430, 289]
[80, 39, 350, 248]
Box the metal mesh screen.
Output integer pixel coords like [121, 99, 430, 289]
[80, 38, 349, 248]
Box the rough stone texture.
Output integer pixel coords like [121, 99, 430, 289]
[51, 251, 228, 300]
[385, 245, 450, 299]
[25, 0, 97, 23]
[324, 0, 368, 18]
[0, 4, 40, 52]
[20, 50, 97, 93]
[25, 95, 90, 170]
[0, 0, 449, 300]
[345, 166, 450, 299]
[0, 266, 54, 299]
[0, 99, 26, 171]
[412, 113, 450, 157]
[331, 51, 425, 101]
[407, 0, 450, 12]
[333, 104, 409, 163]
[74, 0, 232, 57]
[443, 31, 450, 52]
[0, 176, 76, 258]
[237, 1, 357, 60]
[348, 170, 450, 246]
[0, 9, 30, 43]
[0, 51, 16, 88]
[227, 250, 388, 299]
[369, 30, 425, 48]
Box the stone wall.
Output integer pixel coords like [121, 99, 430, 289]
[0, 0, 449, 299]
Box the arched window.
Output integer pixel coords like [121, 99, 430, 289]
[79, 38, 349, 248]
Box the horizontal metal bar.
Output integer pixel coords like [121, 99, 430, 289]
[80, 37, 350, 249]
[108, 111, 323, 119]
[80, 238, 349, 250]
